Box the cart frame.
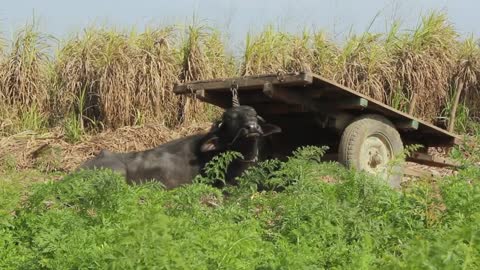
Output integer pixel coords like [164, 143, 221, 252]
[174, 72, 464, 176]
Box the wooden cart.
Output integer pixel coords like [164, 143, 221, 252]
[174, 72, 463, 187]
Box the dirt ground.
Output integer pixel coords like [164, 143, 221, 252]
[0, 123, 457, 181]
[0, 123, 211, 172]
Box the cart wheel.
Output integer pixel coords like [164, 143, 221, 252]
[338, 114, 404, 188]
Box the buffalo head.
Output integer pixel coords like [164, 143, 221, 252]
[200, 105, 281, 164]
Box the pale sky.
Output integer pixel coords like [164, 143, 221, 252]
[0, 0, 477, 51]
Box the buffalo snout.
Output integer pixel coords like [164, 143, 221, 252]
[244, 122, 262, 137]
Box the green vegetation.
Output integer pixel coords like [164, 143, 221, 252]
[1, 147, 479, 269]
[1, 11, 480, 269]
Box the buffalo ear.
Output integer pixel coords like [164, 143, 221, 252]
[257, 115, 266, 123]
[200, 136, 222, 152]
[261, 123, 282, 136]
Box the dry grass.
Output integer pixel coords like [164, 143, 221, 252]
[0, 122, 211, 172]
[180, 25, 234, 81]
[52, 27, 180, 130]
[0, 23, 50, 110]
[239, 12, 474, 126]
[177, 24, 234, 124]
[1, 12, 480, 136]
[241, 26, 313, 76]
[449, 37, 480, 131]
[333, 32, 394, 103]
[52, 24, 232, 130]
[386, 12, 458, 120]
[311, 32, 339, 78]
[0, 23, 50, 135]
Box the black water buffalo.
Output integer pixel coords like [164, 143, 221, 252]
[78, 106, 281, 189]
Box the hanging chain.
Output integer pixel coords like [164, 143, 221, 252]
[231, 80, 240, 107]
[186, 84, 197, 102]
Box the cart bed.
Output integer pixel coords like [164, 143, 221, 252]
[174, 72, 462, 148]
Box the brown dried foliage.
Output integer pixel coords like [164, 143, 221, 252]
[0, 24, 50, 112]
[334, 33, 395, 103]
[177, 25, 233, 124]
[53, 28, 180, 129]
[386, 13, 457, 120]
[2, 12, 480, 137]
[241, 27, 313, 76]
[0, 123, 210, 172]
[452, 38, 480, 120]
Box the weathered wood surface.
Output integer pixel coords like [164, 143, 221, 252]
[173, 73, 313, 93]
[406, 151, 460, 169]
[174, 72, 463, 147]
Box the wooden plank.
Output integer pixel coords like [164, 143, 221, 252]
[255, 104, 305, 115]
[312, 97, 368, 112]
[406, 152, 460, 169]
[332, 97, 368, 109]
[262, 82, 317, 111]
[194, 90, 270, 107]
[173, 72, 313, 94]
[327, 114, 354, 131]
[309, 74, 462, 144]
[236, 93, 271, 104]
[304, 87, 338, 98]
[263, 82, 368, 114]
[176, 71, 461, 147]
[197, 94, 230, 108]
[396, 120, 419, 131]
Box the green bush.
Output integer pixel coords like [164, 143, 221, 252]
[1, 146, 480, 269]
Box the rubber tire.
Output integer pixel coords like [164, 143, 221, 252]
[338, 114, 404, 188]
